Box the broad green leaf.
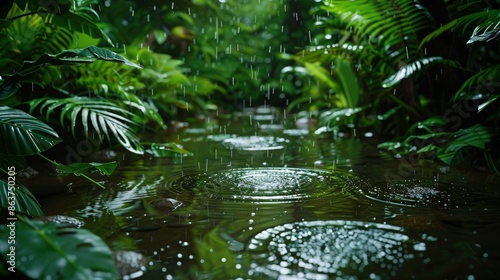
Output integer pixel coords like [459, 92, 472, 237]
[0, 217, 118, 279]
[49, 12, 114, 46]
[335, 57, 360, 108]
[146, 143, 193, 157]
[304, 62, 337, 89]
[56, 161, 118, 176]
[0, 106, 61, 156]
[0, 180, 43, 217]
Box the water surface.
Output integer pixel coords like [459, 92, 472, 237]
[38, 107, 500, 279]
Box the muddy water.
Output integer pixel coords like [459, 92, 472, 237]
[38, 107, 500, 279]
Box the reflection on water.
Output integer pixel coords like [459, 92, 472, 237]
[38, 109, 500, 279]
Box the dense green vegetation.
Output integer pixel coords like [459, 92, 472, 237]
[0, 0, 499, 278]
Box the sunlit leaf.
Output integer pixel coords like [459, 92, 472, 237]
[0, 217, 118, 279]
[0, 106, 61, 156]
[0, 180, 43, 217]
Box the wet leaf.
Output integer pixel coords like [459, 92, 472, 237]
[146, 142, 193, 157]
[0, 106, 61, 156]
[382, 57, 458, 88]
[438, 125, 491, 165]
[335, 57, 360, 108]
[0, 180, 43, 217]
[0, 217, 118, 279]
[56, 161, 118, 176]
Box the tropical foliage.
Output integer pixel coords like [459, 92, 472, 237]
[290, 0, 499, 173]
[0, 216, 118, 279]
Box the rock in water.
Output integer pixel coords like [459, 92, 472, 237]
[149, 198, 183, 211]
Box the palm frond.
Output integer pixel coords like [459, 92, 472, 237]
[0, 106, 62, 156]
[438, 124, 491, 165]
[30, 97, 145, 154]
[420, 10, 500, 47]
[454, 64, 500, 102]
[467, 13, 500, 44]
[382, 56, 461, 88]
[0, 180, 44, 217]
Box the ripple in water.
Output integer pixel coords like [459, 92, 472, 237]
[222, 136, 288, 151]
[358, 179, 484, 208]
[247, 220, 429, 279]
[167, 168, 361, 203]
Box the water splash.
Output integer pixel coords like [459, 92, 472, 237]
[358, 178, 485, 208]
[222, 136, 288, 151]
[166, 168, 363, 203]
[247, 220, 431, 279]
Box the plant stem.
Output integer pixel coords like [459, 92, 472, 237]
[37, 154, 106, 189]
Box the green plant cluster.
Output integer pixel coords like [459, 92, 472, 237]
[289, 0, 499, 173]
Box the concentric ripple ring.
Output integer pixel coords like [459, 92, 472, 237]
[247, 220, 430, 279]
[166, 168, 363, 203]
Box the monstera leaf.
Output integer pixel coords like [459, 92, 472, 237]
[0, 217, 118, 279]
[0, 106, 61, 156]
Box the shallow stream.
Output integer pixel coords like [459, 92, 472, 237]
[37, 107, 500, 279]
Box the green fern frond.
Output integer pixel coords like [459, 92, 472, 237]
[454, 64, 500, 102]
[29, 97, 145, 154]
[325, 0, 434, 62]
[467, 13, 500, 44]
[420, 10, 500, 47]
